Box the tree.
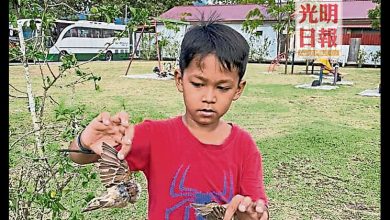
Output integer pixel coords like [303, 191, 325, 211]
[9, 0, 195, 22]
[248, 35, 273, 63]
[241, 0, 295, 74]
[369, 50, 381, 68]
[9, 1, 150, 219]
[368, 0, 380, 30]
[123, 0, 194, 17]
[89, 4, 122, 23]
[212, 0, 239, 4]
[9, 2, 100, 219]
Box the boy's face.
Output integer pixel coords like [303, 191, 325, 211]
[175, 54, 246, 126]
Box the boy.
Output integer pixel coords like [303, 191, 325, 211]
[68, 21, 269, 220]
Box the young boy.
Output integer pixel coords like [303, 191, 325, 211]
[68, 21, 269, 220]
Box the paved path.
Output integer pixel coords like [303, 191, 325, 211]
[121, 73, 174, 81]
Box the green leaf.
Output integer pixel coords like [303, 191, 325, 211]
[58, 166, 65, 175]
[55, 115, 67, 121]
[85, 192, 95, 202]
[90, 172, 97, 179]
[90, 6, 99, 14]
[55, 201, 67, 211]
[46, 76, 51, 85]
[75, 69, 85, 76]
[81, 181, 88, 188]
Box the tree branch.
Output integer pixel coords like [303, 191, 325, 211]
[46, 62, 58, 79]
[48, 95, 59, 105]
[47, 2, 79, 13]
[39, 63, 47, 88]
[9, 83, 27, 95]
[9, 94, 28, 98]
[60, 73, 97, 88]
[10, 125, 64, 148]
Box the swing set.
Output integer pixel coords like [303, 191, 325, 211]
[124, 18, 189, 77]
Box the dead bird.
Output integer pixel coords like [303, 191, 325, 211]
[191, 202, 238, 220]
[82, 142, 141, 212]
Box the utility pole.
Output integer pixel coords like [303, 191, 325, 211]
[284, 14, 290, 74]
[277, 0, 281, 56]
[125, 5, 127, 22]
[125, 5, 131, 59]
[291, 31, 296, 74]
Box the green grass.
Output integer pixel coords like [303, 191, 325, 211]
[9, 61, 380, 219]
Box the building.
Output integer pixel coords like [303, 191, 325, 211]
[157, 1, 380, 66]
[341, 0, 380, 66]
[156, 4, 278, 62]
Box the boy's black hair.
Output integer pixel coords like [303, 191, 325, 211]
[179, 21, 249, 82]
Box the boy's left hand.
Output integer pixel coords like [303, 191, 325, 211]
[223, 195, 268, 220]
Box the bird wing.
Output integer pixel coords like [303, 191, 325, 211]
[97, 142, 131, 188]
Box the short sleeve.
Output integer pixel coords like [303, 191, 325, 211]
[125, 120, 152, 174]
[239, 145, 268, 205]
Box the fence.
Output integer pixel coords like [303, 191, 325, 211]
[342, 33, 381, 45]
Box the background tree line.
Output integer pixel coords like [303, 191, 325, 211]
[9, 0, 194, 22]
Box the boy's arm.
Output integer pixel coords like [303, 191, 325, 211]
[118, 120, 152, 172]
[239, 151, 268, 205]
[68, 134, 100, 164]
[68, 111, 134, 164]
[224, 139, 269, 220]
[223, 195, 269, 220]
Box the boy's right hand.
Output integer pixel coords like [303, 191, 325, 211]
[80, 111, 134, 159]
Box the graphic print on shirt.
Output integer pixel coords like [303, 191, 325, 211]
[165, 164, 234, 220]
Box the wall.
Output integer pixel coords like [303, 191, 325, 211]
[156, 22, 278, 62]
[156, 24, 187, 59]
[359, 45, 381, 66]
[156, 22, 380, 66]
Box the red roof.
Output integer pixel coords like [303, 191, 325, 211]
[342, 1, 377, 19]
[159, 2, 378, 22]
[159, 4, 272, 22]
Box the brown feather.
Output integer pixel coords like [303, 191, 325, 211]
[97, 142, 131, 188]
[82, 142, 140, 212]
[82, 186, 129, 212]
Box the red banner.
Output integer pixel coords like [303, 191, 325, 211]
[295, 0, 342, 59]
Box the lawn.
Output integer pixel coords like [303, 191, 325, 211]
[9, 60, 380, 219]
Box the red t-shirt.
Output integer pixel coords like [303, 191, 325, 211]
[124, 116, 268, 220]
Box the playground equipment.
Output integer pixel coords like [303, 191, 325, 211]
[314, 58, 333, 74]
[268, 52, 286, 73]
[124, 20, 160, 76]
[124, 18, 189, 77]
[311, 58, 341, 86]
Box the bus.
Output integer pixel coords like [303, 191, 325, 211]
[10, 19, 76, 62]
[11, 19, 134, 62]
[47, 20, 133, 61]
[9, 23, 19, 47]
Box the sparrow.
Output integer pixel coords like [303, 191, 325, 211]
[82, 142, 141, 212]
[191, 202, 238, 220]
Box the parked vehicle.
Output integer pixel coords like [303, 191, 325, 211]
[47, 20, 133, 61]
[11, 19, 134, 62]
